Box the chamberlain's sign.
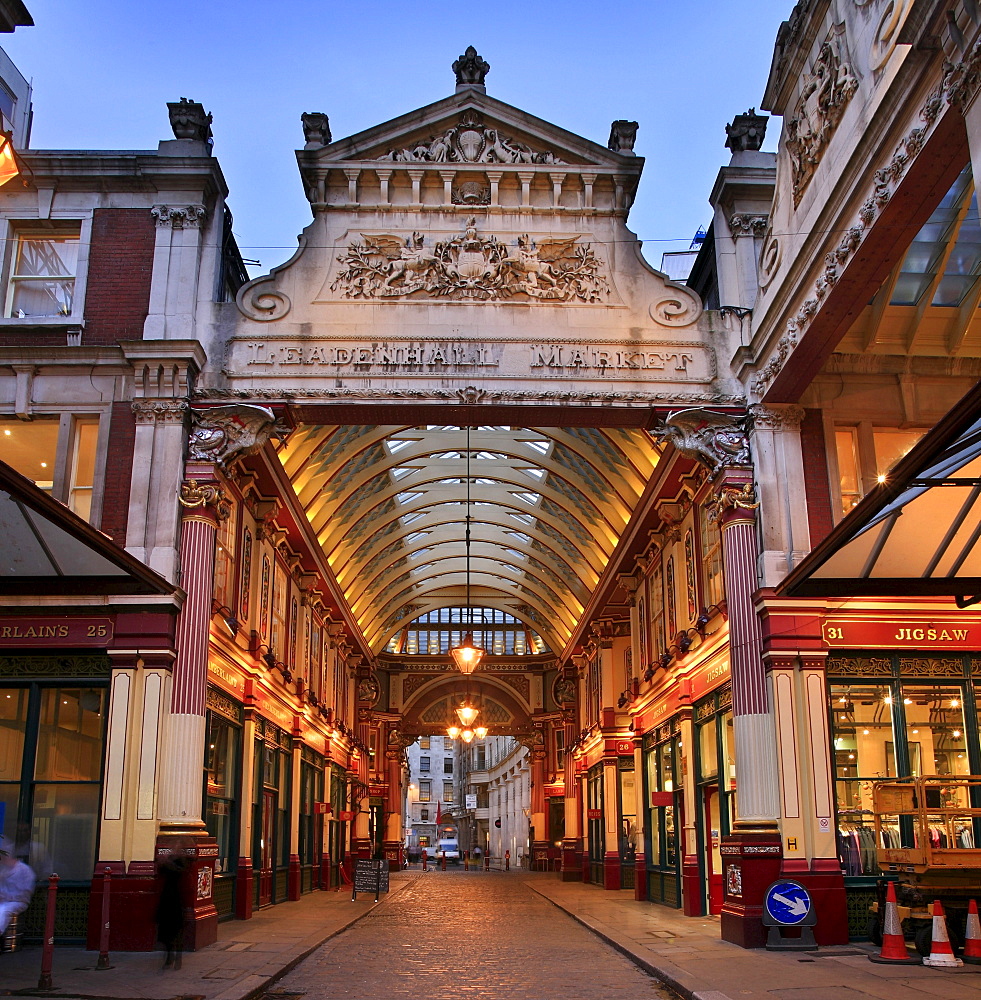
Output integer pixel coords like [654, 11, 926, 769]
[0, 617, 113, 646]
[823, 618, 981, 648]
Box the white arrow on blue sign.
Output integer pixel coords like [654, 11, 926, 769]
[764, 881, 811, 925]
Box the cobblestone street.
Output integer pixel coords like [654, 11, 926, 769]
[269, 871, 677, 999]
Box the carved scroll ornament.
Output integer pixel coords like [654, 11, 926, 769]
[179, 479, 231, 520]
[332, 217, 607, 303]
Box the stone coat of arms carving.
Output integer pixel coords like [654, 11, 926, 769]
[786, 27, 857, 204]
[378, 112, 563, 164]
[332, 217, 608, 303]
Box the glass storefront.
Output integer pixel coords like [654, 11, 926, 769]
[299, 745, 324, 891]
[828, 654, 981, 878]
[694, 685, 734, 915]
[252, 718, 292, 907]
[204, 688, 242, 918]
[618, 760, 636, 888]
[0, 672, 107, 883]
[643, 721, 682, 907]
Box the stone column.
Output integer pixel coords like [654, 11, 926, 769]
[156, 465, 227, 948]
[678, 710, 701, 915]
[384, 748, 405, 869]
[712, 468, 782, 948]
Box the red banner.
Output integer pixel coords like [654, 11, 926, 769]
[587, 808, 602, 819]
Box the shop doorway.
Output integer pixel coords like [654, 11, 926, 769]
[702, 785, 722, 914]
[257, 788, 275, 907]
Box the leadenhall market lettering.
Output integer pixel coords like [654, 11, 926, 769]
[240, 341, 702, 375]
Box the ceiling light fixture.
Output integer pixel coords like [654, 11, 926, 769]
[450, 424, 485, 674]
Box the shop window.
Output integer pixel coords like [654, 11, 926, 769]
[419, 780, 431, 802]
[554, 729, 564, 773]
[419, 835, 430, 847]
[646, 736, 679, 870]
[833, 424, 926, 516]
[0, 414, 100, 522]
[649, 561, 666, 662]
[270, 563, 288, 659]
[204, 710, 240, 875]
[299, 757, 324, 868]
[901, 684, 970, 778]
[6, 228, 80, 318]
[619, 764, 636, 865]
[213, 506, 237, 611]
[698, 715, 719, 781]
[699, 505, 724, 609]
[0, 684, 106, 881]
[420, 756, 430, 772]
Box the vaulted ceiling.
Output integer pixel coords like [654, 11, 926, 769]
[278, 424, 661, 654]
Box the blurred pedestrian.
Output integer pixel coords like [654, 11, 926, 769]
[0, 837, 35, 948]
[156, 840, 191, 970]
[13, 822, 53, 884]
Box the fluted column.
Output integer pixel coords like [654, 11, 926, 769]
[713, 469, 779, 826]
[158, 471, 228, 827]
[711, 467, 782, 949]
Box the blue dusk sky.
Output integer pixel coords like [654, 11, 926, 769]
[4, 0, 793, 273]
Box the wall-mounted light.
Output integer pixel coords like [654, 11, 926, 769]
[211, 600, 240, 637]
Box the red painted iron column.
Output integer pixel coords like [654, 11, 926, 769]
[712, 469, 782, 948]
[156, 466, 227, 949]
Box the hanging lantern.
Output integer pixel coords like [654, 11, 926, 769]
[450, 632, 485, 674]
[456, 703, 479, 726]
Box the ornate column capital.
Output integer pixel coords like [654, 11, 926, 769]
[706, 471, 760, 529]
[728, 214, 769, 238]
[132, 399, 188, 424]
[179, 478, 230, 522]
[748, 403, 805, 430]
[152, 204, 208, 229]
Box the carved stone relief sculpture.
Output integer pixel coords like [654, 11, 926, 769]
[608, 120, 639, 155]
[379, 111, 564, 164]
[453, 46, 490, 87]
[332, 217, 608, 303]
[725, 108, 768, 152]
[786, 25, 858, 205]
[188, 404, 289, 467]
[653, 408, 751, 472]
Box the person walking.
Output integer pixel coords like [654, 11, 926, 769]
[156, 841, 191, 970]
[0, 837, 35, 950]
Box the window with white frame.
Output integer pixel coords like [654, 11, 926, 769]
[699, 504, 724, 609]
[648, 560, 666, 661]
[0, 413, 100, 522]
[832, 424, 927, 517]
[7, 228, 80, 318]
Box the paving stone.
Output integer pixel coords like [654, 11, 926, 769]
[272, 871, 676, 1000]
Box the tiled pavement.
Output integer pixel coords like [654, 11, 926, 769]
[2, 869, 981, 1000]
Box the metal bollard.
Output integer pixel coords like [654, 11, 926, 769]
[464, 851, 469, 871]
[422, 850, 427, 871]
[505, 850, 510, 871]
[95, 867, 113, 970]
[441, 852, 446, 871]
[37, 874, 59, 989]
[484, 855, 490, 872]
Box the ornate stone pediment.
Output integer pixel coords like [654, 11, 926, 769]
[302, 92, 636, 171]
[331, 217, 608, 303]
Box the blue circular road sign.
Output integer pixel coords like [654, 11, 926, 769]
[764, 881, 812, 925]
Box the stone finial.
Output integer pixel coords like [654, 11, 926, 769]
[725, 108, 767, 152]
[301, 112, 332, 149]
[608, 120, 638, 155]
[167, 98, 213, 143]
[453, 46, 490, 92]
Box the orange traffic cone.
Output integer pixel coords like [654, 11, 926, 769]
[870, 881, 920, 964]
[963, 900, 981, 965]
[923, 900, 963, 968]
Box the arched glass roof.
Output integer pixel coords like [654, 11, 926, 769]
[278, 424, 660, 653]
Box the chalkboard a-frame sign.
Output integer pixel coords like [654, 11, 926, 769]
[352, 859, 390, 901]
